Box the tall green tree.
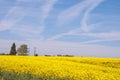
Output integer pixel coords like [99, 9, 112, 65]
[17, 44, 28, 56]
[9, 43, 17, 55]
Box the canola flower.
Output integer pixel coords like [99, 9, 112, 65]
[0, 56, 120, 80]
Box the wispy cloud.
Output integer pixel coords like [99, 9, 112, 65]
[0, 5, 27, 31]
[57, 0, 94, 25]
[81, 32, 120, 43]
[0, 0, 58, 40]
[48, 0, 104, 40]
[47, 32, 70, 40]
[81, 38, 120, 44]
[80, 0, 104, 32]
[40, 0, 58, 23]
[82, 32, 120, 39]
[0, 20, 15, 31]
[10, 25, 44, 39]
[15, 0, 58, 39]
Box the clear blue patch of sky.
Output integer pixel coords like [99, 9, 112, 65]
[92, 0, 120, 15]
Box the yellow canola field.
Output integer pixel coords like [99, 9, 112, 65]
[0, 56, 120, 80]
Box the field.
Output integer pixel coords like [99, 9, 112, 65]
[0, 56, 120, 80]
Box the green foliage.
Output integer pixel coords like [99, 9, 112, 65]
[0, 70, 71, 80]
[17, 44, 28, 56]
[9, 43, 17, 55]
[0, 71, 42, 80]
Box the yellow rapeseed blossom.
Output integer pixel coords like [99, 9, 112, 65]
[0, 56, 120, 80]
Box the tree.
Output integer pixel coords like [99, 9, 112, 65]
[34, 53, 38, 56]
[9, 43, 17, 55]
[17, 44, 28, 56]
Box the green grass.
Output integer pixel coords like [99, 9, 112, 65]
[0, 70, 71, 80]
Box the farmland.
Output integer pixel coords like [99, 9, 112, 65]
[0, 56, 120, 80]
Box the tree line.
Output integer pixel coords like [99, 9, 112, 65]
[9, 43, 28, 56]
[1, 43, 74, 56]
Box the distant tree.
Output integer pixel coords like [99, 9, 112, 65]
[57, 54, 62, 56]
[0, 53, 6, 55]
[44, 55, 51, 56]
[9, 43, 17, 55]
[34, 53, 38, 56]
[63, 54, 74, 57]
[17, 44, 28, 56]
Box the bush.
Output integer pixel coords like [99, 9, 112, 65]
[44, 55, 51, 56]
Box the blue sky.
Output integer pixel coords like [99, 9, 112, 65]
[0, 0, 120, 57]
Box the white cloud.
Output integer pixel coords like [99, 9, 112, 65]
[13, 0, 58, 39]
[81, 39, 120, 44]
[47, 33, 70, 40]
[58, 0, 93, 25]
[0, 0, 119, 57]
[0, 20, 15, 31]
[82, 32, 120, 39]
[0, 0, 58, 40]
[40, 0, 58, 23]
[80, 32, 120, 43]
[49, 30, 120, 43]
[49, 0, 104, 40]
[0, 6, 27, 31]
[80, 0, 104, 32]
[10, 25, 44, 39]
